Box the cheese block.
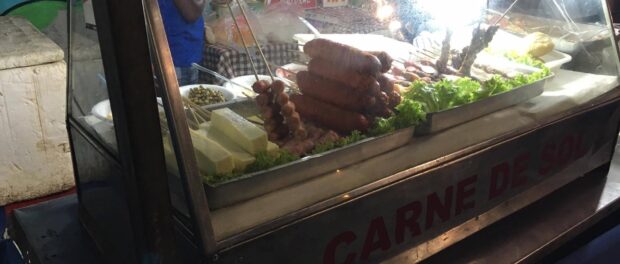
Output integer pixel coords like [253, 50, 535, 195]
[211, 108, 268, 154]
[189, 128, 235, 175]
[267, 141, 279, 154]
[198, 123, 256, 171]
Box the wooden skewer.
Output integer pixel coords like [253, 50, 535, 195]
[233, 0, 275, 82]
[492, 0, 520, 26]
[227, 2, 259, 82]
[181, 97, 212, 120]
[267, 63, 301, 93]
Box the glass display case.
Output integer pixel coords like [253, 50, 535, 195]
[67, 0, 620, 262]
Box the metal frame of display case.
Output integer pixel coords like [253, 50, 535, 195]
[66, 0, 620, 263]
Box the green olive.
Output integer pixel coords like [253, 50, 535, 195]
[188, 85, 226, 106]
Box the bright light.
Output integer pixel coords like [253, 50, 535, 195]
[416, 0, 486, 29]
[389, 20, 402, 31]
[377, 5, 394, 21]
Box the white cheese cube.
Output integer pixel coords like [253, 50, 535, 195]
[198, 123, 256, 171]
[211, 108, 267, 155]
[267, 141, 279, 154]
[189, 128, 235, 175]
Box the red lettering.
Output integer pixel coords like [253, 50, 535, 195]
[425, 186, 453, 230]
[361, 217, 391, 260]
[558, 135, 574, 165]
[539, 143, 556, 176]
[395, 201, 422, 244]
[489, 162, 510, 200]
[323, 231, 357, 264]
[511, 153, 530, 189]
[455, 175, 477, 216]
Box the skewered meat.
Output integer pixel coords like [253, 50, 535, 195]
[296, 71, 374, 112]
[252, 80, 270, 93]
[388, 90, 401, 108]
[317, 130, 340, 145]
[304, 38, 382, 75]
[281, 102, 295, 116]
[307, 58, 380, 95]
[436, 29, 452, 74]
[368, 51, 393, 73]
[290, 94, 370, 133]
[458, 24, 499, 76]
[271, 80, 285, 95]
[282, 138, 315, 156]
[377, 74, 395, 94]
[253, 80, 307, 142]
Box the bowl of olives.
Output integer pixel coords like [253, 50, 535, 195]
[180, 84, 235, 107]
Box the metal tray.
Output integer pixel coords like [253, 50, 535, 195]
[504, 13, 610, 56]
[204, 127, 414, 209]
[415, 75, 552, 136]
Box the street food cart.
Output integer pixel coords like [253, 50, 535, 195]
[66, 0, 620, 262]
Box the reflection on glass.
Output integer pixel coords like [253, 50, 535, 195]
[152, 0, 620, 239]
[69, 0, 117, 151]
[158, 0, 206, 86]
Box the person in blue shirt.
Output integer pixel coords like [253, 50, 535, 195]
[158, 0, 205, 86]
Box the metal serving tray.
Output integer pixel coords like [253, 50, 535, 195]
[204, 127, 414, 209]
[415, 75, 552, 136]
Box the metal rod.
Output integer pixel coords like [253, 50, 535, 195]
[227, 2, 260, 81]
[234, 0, 275, 81]
[493, 0, 520, 26]
[298, 16, 321, 37]
[266, 62, 301, 93]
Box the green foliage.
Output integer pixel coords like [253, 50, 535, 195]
[504, 51, 546, 69]
[312, 131, 368, 155]
[404, 63, 551, 114]
[245, 150, 300, 173]
[369, 99, 426, 136]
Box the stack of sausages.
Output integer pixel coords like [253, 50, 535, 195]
[252, 80, 306, 142]
[292, 38, 401, 134]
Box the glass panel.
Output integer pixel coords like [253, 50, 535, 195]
[150, 0, 620, 241]
[69, 0, 117, 152]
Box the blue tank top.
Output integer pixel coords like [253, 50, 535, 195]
[158, 0, 205, 67]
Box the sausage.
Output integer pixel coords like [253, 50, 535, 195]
[368, 51, 393, 73]
[403, 72, 420, 82]
[272, 80, 285, 95]
[377, 74, 395, 94]
[296, 71, 374, 112]
[287, 112, 301, 128]
[303, 38, 382, 74]
[252, 80, 270, 93]
[317, 130, 340, 145]
[261, 106, 274, 119]
[294, 127, 307, 140]
[282, 138, 314, 156]
[370, 104, 393, 118]
[277, 93, 289, 106]
[281, 102, 295, 116]
[290, 94, 369, 133]
[377, 91, 389, 104]
[256, 94, 270, 107]
[308, 58, 380, 95]
[388, 91, 402, 108]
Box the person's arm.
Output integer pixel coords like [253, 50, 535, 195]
[173, 0, 206, 23]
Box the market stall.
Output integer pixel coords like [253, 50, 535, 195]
[64, 0, 620, 262]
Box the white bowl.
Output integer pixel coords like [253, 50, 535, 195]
[180, 84, 235, 106]
[91, 99, 113, 122]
